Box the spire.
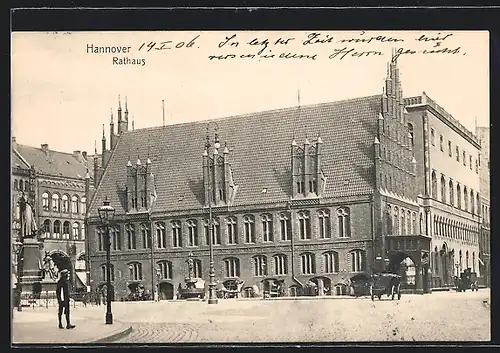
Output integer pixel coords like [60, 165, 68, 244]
[223, 142, 229, 154]
[124, 96, 129, 122]
[94, 140, 97, 154]
[117, 94, 122, 123]
[85, 168, 90, 179]
[110, 109, 114, 123]
[374, 136, 380, 144]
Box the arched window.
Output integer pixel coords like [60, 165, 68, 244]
[110, 226, 121, 251]
[400, 210, 405, 235]
[298, 211, 311, 240]
[42, 192, 50, 211]
[455, 146, 460, 161]
[43, 219, 51, 238]
[407, 210, 411, 235]
[456, 184, 462, 209]
[386, 206, 392, 234]
[126, 224, 136, 250]
[253, 255, 267, 276]
[61, 195, 69, 213]
[470, 190, 475, 214]
[449, 180, 454, 206]
[459, 250, 463, 272]
[19, 180, 24, 191]
[393, 207, 399, 235]
[204, 218, 221, 246]
[448, 141, 452, 156]
[224, 257, 240, 278]
[71, 195, 79, 213]
[226, 217, 238, 244]
[80, 197, 87, 214]
[261, 214, 273, 242]
[128, 262, 143, 281]
[187, 219, 198, 247]
[52, 193, 60, 212]
[412, 212, 417, 234]
[193, 259, 202, 278]
[419, 213, 424, 234]
[100, 264, 115, 282]
[170, 220, 182, 248]
[81, 223, 85, 240]
[408, 123, 414, 146]
[300, 252, 315, 275]
[243, 215, 255, 243]
[14, 180, 18, 190]
[323, 251, 339, 274]
[430, 128, 435, 146]
[431, 171, 437, 199]
[158, 261, 173, 280]
[476, 194, 480, 215]
[141, 223, 150, 249]
[466, 251, 469, 269]
[350, 249, 366, 272]
[462, 151, 466, 166]
[53, 220, 61, 238]
[72, 222, 80, 240]
[97, 227, 105, 251]
[463, 187, 469, 212]
[273, 254, 288, 275]
[279, 213, 291, 241]
[440, 175, 446, 202]
[337, 207, 351, 238]
[156, 222, 166, 249]
[439, 134, 444, 151]
[318, 209, 331, 239]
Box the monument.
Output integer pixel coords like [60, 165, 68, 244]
[177, 252, 205, 300]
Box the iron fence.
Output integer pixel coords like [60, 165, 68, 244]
[15, 291, 91, 309]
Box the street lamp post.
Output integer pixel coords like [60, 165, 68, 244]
[13, 239, 23, 312]
[98, 197, 115, 325]
[204, 126, 219, 305]
[156, 267, 161, 302]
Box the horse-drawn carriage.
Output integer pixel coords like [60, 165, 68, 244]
[216, 279, 245, 299]
[455, 268, 479, 292]
[369, 273, 402, 301]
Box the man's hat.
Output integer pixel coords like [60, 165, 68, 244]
[59, 269, 69, 275]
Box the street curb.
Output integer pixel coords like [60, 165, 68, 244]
[91, 325, 133, 344]
[235, 296, 358, 301]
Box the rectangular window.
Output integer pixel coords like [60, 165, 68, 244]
[280, 214, 290, 241]
[448, 141, 452, 157]
[156, 224, 166, 249]
[172, 222, 182, 248]
[439, 135, 444, 152]
[456, 146, 460, 161]
[469, 155, 473, 170]
[141, 225, 151, 249]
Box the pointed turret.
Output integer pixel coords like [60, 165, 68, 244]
[117, 95, 128, 134]
[124, 96, 129, 122]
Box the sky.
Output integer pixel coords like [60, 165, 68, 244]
[11, 30, 489, 155]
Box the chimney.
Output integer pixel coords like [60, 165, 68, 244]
[73, 150, 82, 159]
[41, 144, 49, 151]
[82, 151, 88, 160]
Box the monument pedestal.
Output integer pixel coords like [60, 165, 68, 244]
[18, 238, 43, 296]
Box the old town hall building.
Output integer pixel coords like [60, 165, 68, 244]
[87, 60, 483, 300]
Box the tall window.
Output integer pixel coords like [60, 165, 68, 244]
[52, 194, 60, 212]
[449, 180, 454, 206]
[224, 257, 240, 278]
[470, 190, 475, 215]
[475, 160, 479, 174]
[243, 215, 255, 243]
[62, 221, 70, 239]
[62, 195, 69, 213]
[261, 214, 273, 242]
[273, 254, 288, 275]
[204, 218, 221, 246]
[337, 207, 351, 238]
[43, 219, 51, 238]
[71, 195, 78, 213]
[463, 187, 469, 212]
[472, 252, 476, 272]
[100, 264, 115, 282]
[298, 211, 311, 240]
[440, 175, 446, 202]
[171, 220, 182, 248]
[279, 213, 291, 241]
[456, 184, 462, 209]
[72, 222, 80, 240]
[430, 128, 435, 146]
[128, 262, 143, 281]
[126, 224, 136, 250]
[158, 261, 172, 280]
[323, 251, 339, 274]
[300, 252, 315, 275]
[156, 222, 166, 249]
[110, 226, 121, 251]
[253, 255, 267, 277]
[439, 135, 444, 151]
[97, 227, 105, 251]
[187, 220, 198, 247]
[408, 123, 414, 146]
[193, 259, 202, 278]
[227, 217, 238, 244]
[318, 209, 331, 239]
[141, 223, 151, 249]
[456, 146, 460, 161]
[462, 151, 466, 166]
[14, 180, 18, 190]
[53, 220, 61, 238]
[81, 223, 85, 240]
[431, 171, 437, 199]
[469, 155, 473, 170]
[466, 251, 469, 269]
[80, 197, 87, 214]
[448, 141, 452, 157]
[42, 192, 50, 211]
[350, 250, 366, 272]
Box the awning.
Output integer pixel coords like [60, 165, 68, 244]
[478, 257, 485, 266]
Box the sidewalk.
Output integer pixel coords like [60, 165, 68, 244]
[12, 309, 132, 344]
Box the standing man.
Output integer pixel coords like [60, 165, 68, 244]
[56, 269, 75, 329]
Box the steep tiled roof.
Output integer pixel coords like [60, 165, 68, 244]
[89, 95, 381, 217]
[15, 144, 92, 180]
[12, 151, 30, 170]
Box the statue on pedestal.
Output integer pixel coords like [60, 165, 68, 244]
[18, 193, 37, 239]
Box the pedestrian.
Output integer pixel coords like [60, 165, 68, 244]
[56, 269, 75, 329]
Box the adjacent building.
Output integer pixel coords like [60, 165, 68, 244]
[87, 59, 445, 300]
[475, 126, 490, 287]
[11, 138, 94, 291]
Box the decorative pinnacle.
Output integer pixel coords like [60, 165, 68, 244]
[110, 109, 114, 123]
[118, 94, 121, 110]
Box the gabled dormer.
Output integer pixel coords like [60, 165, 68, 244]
[126, 155, 155, 212]
[291, 135, 326, 199]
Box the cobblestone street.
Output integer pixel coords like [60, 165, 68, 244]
[13, 289, 490, 344]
